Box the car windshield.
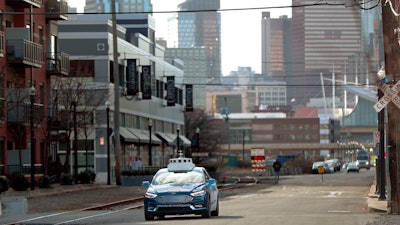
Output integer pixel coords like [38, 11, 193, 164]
[152, 171, 205, 185]
[313, 162, 324, 167]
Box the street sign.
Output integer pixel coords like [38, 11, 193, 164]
[374, 81, 400, 112]
[375, 131, 380, 144]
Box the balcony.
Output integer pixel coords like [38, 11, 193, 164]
[46, 0, 68, 21]
[6, 0, 42, 8]
[7, 39, 44, 68]
[0, 32, 4, 57]
[46, 52, 70, 76]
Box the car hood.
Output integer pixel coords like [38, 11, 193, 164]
[151, 183, 203, 193]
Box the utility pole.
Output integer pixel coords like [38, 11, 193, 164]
[111, 0, 122, 185]
[381, 0, 400, 213]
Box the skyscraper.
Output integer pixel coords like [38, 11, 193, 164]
[291, 0, 362, 105]
[261, 12, 292, 85]
[178, 0, 221, 82]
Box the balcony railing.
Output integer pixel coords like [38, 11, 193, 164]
[8, 101, 44, 125]
[46, 0, 68, 21]
[46, 52, 70, 76]
[7, 164, 43, 176]
[7, 39, 44, 68]
[0, 32, 4, 57]
[6, 0, 42, 8]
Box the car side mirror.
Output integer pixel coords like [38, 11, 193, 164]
[142, 181, 150, 188]
[208, 178, 216, 185]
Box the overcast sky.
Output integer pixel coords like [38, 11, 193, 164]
[68, 0, 292, 75]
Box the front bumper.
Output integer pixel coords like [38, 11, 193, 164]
[144, 195, 208, 216]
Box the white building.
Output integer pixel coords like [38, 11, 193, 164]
[57, 15, 190, 182]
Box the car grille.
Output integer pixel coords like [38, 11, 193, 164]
[156, 195, 193, 203]
[158, 206, 192, 211]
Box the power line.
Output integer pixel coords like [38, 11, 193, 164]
[1, 1, 377, 16]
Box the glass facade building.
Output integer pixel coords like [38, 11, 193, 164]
[177, 0, 221, 82]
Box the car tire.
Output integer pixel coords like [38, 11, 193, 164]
[202, 198, 212, 218]
[157, 215, 165, 220]
[211, 198, 219, 216]
[145, 213, 154, 221]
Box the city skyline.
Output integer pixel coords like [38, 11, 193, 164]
[68, 0, 292, 75]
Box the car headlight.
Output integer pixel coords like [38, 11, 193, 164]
[145, 191, 158, 199]
[191, 189, 206, 197]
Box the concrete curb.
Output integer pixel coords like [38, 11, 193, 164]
[367, 184, 387, 213]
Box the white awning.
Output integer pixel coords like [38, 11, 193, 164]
[166, 133, 192, 146]
[126, 128, 161, 144]
[118, 127, 140, 143]
[156, 132, 174, 145]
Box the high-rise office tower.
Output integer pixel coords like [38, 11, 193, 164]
[84, 0, 152, 13]
[261, 12, 292, 85]
[178, 0, 221, 82]
[291, 0, 362, 105]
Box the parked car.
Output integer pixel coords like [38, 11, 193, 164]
[325, 159, 341, 172]
[347, 162, 359, 173]
[142, 153, 219, 220]
[312, 161, 328, 174]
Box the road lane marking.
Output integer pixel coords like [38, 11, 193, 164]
[328, 210, 351, 213]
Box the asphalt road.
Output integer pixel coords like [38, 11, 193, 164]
[1, 168, 388, 225]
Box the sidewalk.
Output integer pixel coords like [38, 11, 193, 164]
[367, 183, 388, 213]
[0, 182, 116, 199]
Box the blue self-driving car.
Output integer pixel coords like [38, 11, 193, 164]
[142, 156, 219, 220]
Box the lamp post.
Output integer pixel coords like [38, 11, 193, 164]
[29, 86, 35, 190]
[221, 97, 230, 157]
[196, 127, 200, 152]
[376, 67, 387, 200]
[72, 99, 78, 184]
[196, 127, 200, 163]
[242, 130, 245, 160]
[105, 101, 111, 185]
[176, 127, 180, 157]
[148, 119, 153, 166]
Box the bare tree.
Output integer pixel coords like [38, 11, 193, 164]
[184, 108, 223, 163]
[48, 76, 107, 181]
[6, 80, 44, 173]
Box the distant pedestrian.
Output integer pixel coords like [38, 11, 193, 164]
[132, 157, 142, 175]
[272, 159, 282, 184]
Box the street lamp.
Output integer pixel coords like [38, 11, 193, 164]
[242, 130, 245, 160]
[196, 127, 200, 163]
[221, 97, 231, 157]
[72, 98, 78, 184]
[176, 127, 180, 157]
[148, 119, 153, 166]
[29, 85, 35, 190]
[105, 101, 111, 185]
[376, 67, 387, 200]
[196, 127, 200, 152]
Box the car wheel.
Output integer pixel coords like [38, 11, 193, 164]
[145, 213, 154, 221]
[157, 215, 165, 220]
[211, 198, 219, 216]
[202, 198, 211, 218]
